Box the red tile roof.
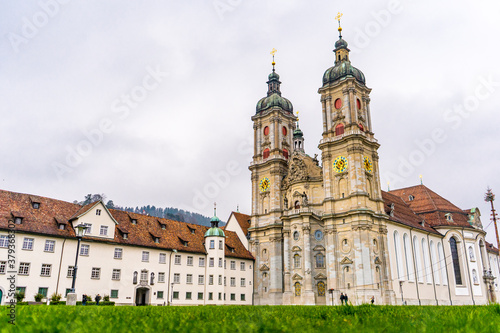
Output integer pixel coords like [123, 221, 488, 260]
[231, 212, 251, 236]
[0, 189, 253, 260]
[486, 241, 499, 254]
[388, 185, 473, 228]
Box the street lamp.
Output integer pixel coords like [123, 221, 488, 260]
[399, 281, 404, 305]
[71, 223, 87, 293]
[170, 282, 175, 305]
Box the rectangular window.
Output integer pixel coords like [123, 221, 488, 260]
[44, 240, 55, 252]
[187, 274, 193, 284]
[209, 292, 213, 300]
[209, 275, 214, 285]
[218, 275, 222, 285]
[219, 258, 223, 267]
[22, 238, 34, 250]
[218, 293, 222, 300]
[16, 287, 26, 294]
[141, 270, 148, 281]
[18, 262, 30, 275]
[219, 240, 223, 250]
[15, 217, 23, 224]
[114, 248, 123, 259]
[142, 251, 149, 262]
[230, 293, 235, 301]
[65, 288, 72, 296]
[0, 235, 8, 248]
[241, 278, 246, 287]
[210, 240, 215, 249]
[112, 269, 121, 280]
[32, 202, 40, 209]
[230, 261, 236, 270]
[96, 209, 101, 216]
[199, 257, 205, 267]
[230, 277, 236, 287]
[224, 277, 226, 286]
[157, 291, 164, 299]
[159, 253, 167, 264]
[240, 262, 245, 271]
[80, 244, 89, 256]
[209, 257, 214, 267]
[198, 275, 204, 285]
[67, 266, 74, 278]
[187, 256, 193, 266]
[40, 264, 51, 277]
[174, 254, 181, 265]
[38, 287, 48, 298]
[174, 273, 180, 284]
[110, 289, 119, 298]
[91, 267, 101, 279]
[0, 261, 6, 274]
[84, 223, 92, 234]
[173, 291, 179, 300]
[224, 260, 226, 269]
[99, 225, 108, 236]
[186, 292, 192, 300]
[197, 292, 203, 300]
[158, 272, 165, 283]
[241, 294, 246, 301]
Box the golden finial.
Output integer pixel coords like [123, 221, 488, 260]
[296, 111, 299, 121]
[419, 175, 423, 185]
[335, 12, 343, 37]
[270, 48, 277, 68]
[387, 181, 390, 191]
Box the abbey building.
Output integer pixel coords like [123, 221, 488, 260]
[248, 26, 500, 305]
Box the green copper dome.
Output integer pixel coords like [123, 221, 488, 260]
[293, 126, 303, 138]
[323, 62, 366, 85]
[335, 38, 348, 50]
[204, 227, 225, 238]
[256, 68, 293, 114]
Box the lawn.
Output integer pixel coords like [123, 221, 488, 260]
[1, 304, 499, 332]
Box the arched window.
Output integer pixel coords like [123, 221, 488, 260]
[294, 201, 300, 209]
[430, 240, 440, 284]
[393, 231, 404, 280]
[317, 281, 326, 296]
[358, 123, 364, 132]
[468, 246, 475, 261]
[293, 231, 299, 241]
[450, 237, 462, 285]
[262, 148, 270, 159]
[282, 126, 287, 136]
[294, 254, 301, 268]
[421, 238, 431, 283]
[316, 254, 324, 268]
[403, 234, 414, 281]
[356, 98, 361, 109]
[413, 236, 423, 282]
[437, 242, 447, 285]
[283, 149, 289, 160]
[335, 123, 344, 136]
[294, 282, 301, 296]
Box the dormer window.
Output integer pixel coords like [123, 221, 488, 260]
[32, 202, 40, 209]
[123, 233, 128, 240]
[188, 226, 196, 234]
[59, 224, 65, 230]
[96, 209, 101, 216]
[15, 217, 23, 225]
[445, 213, 453, 222]
[154, 237, 160, 244]
[131, 219, 137, 225]
[161, 225, 166, 230]
[408, 195, 415, 201]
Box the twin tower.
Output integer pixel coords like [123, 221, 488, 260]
[248, 25, 394, 305]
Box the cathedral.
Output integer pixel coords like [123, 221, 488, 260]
[248, 22, 499, 305]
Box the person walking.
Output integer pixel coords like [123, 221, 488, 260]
[95, 294, 101, 306]
[82, 294, 87, 306]
[344, 294, 349, 305]
[340, 293, 345, 305]
[371, 296, 375, 305]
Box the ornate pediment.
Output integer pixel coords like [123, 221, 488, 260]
[314, 273, 327, 280]
[260, 264, 270, 271]
[340, 256, 353, 265]
[374, 257, 382, 265]
[291, 246, 302, 252]
[292, 273, 303, 280]
[282, 152, 323, 189]
[313, 245, 325, 251]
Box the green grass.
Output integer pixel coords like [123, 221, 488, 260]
[1, 304, 499, 332]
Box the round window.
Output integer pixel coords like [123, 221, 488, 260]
[356, 98, 361, 109]
[334, 98, 342, 109]
[282, 126, 287, 136]
[314, 230, 323, 241]
[293, 231, 299, 241]
[264, 126, 270, 136]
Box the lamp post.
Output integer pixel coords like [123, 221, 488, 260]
[399, 281, 404, 305]
[71, 224, 87, 293]
[170, 282, 175, 305]
[167, 249, 177, 306]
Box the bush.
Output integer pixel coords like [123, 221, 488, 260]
[50, 293, 62, 302]
[15, 291, 25, 303]
[34, 293, 44, 302]
[86, 295, 93, 302]
[103, 295, 110, 302]
[49, 301, 66, 305]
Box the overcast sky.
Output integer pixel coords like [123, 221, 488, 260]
[1, 1, 499, 244]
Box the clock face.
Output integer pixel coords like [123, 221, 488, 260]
[314, 230, 323, 241]
[259, 177, 270, 192]
[364, 157, 373, 173]
[333, 156, 348, 173]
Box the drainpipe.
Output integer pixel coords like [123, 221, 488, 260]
[167, 249, 177, 306]
[409, 229, 421, 305]
[426, 234, 438, 305]
[56, 238, 67, 297]
[440, 238, 453, 305]
[461, 228, 475, 305]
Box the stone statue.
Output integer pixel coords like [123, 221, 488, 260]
[302, 192, 308, 206]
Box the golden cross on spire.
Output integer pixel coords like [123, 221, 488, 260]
[335, 12, 343, 37]
[270, 48, 277, 68]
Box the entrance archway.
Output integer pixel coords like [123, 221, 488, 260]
[135, 287, 150, 306]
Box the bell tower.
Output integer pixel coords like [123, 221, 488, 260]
[318, 14, 393, 304]
[249, 49, 296, 305]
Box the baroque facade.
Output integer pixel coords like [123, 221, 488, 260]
[248, 27, 500, 305]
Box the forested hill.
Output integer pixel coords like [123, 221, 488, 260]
[74, 194, 220, 227]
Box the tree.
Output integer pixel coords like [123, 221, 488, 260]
[106, 200, 115, 209]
